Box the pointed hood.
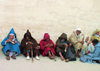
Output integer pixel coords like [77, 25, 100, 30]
[43, 33, 50, 40]
[26, 30, 31, 35]
[24, 30, 33, 39]
[59, 33, 67, 40]
[7, 28, 16, 38]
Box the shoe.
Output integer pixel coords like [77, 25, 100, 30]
[65, 59, 69, 62]
[6, 56, 10, 60]
[35, 56, 40, 60]
[11, 55, 16, 59]
[26, 56, 30, 60]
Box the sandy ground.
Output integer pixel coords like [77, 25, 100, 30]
[0, 50, 100, 71]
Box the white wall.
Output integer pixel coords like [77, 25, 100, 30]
[0, 0, 100, 46]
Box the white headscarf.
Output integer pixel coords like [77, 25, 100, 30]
[9, 33, 14, 35]
[76, 28, 81, 31]
[75, 28, 82, 38]
[9, 33, 15, 41]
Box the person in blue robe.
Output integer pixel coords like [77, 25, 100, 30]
[80, 39, 100, 63]
[1, 28, 21, 60]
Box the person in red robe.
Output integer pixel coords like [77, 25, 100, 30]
[40, 33, 56, 59]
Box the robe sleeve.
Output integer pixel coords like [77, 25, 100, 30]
[50, 40, 56, 48]
[56, 39, 65, 48]
[32, 38, 38, 47]
[90, 36, 94, 41]
[66, 40, 71, 45]
[15, 38, 20, 46]
[88, 47, 100, 57]
[40, 40, 45, 50]
[20, 39, 26, 51]
[69, 33, 78, 45]
[1, 37, 8, 46]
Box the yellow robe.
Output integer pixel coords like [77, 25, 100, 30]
[90, 35, 100, 41]
[69, 31, 84, 53]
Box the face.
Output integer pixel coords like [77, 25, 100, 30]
[26, 36, 29, 39]
[46, 38, 49, 42]
[9, 35, 14, 40]
[92, 43, 96, 46]
[76, 30, 81, 35]
[85, 37, 89, 42]
[96, 32, 100, 35]
[62, 38, 65, 41]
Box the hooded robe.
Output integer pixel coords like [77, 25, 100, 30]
[39, 33, 56, 56]
[91, 29, 100, 41]
[20, 30, 40, 57]
[56, 33, 76, 61]
[1, 28, 21, 55]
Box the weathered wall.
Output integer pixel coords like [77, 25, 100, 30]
[0, 0, 100, 47]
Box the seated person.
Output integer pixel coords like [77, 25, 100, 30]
[39, 33, 56, 59]
[69, 28, 84, 57]
[20, 30, 40, 60]
[56, 33, 76, 62]
[1, 28, 21, 60]
[91, 29, 100, 42]
[80, 39, 100, 63]
[81, 36, 94, 56]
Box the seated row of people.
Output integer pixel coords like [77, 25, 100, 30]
[1, 28, 100, 63]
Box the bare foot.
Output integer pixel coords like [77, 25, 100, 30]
[49, 56, 54, 59]
[61, 57, 65, 61]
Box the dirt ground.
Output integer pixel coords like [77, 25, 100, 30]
[0, 50, 100, 71]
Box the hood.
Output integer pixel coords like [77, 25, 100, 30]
[59, 33, 67, 40]
[43, 33, 50, 40]
[92, 29, 100, 36]
[24, 30, 33, 39]
[7, 28, 16, 38]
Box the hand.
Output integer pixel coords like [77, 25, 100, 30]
[88, 51, 90, 54]
[49, 44, 53, 47]
[64, 44, 68, 49]
[28, 42, 33, 44]
[35, 46, 40, 49]
[69, 43, 72, 46]
[64, 43, 68, 47]
[14, 41, 18, 43]
[88, 41, 92, 44]
[45, 44, 50, 47]
[79, 41, 84, 44]
[87, 41, 92, 46]
[85, 51, 90, 55]
[6, 39, 11, 43]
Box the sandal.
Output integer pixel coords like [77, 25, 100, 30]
[6, 56, 10, 60]
[11, 55, 16, 59]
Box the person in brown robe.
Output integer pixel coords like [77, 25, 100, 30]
[20, 30, 40, 60]
[56, 33, 76, 62]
